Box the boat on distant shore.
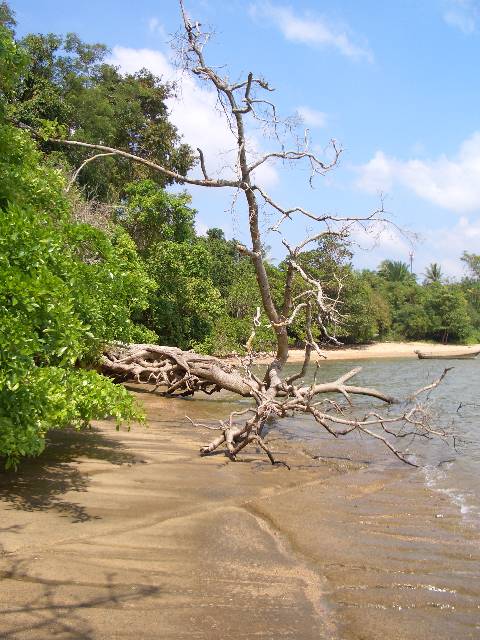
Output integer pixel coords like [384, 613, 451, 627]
[415, 348, 480, 360]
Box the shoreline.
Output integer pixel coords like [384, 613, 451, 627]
[254, 340, 480, 364]
[1, 389, 479, 638]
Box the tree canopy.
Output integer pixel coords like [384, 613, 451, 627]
[8, 28, 195, 201]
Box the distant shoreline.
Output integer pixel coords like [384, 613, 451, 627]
[253, 341, 480, 364]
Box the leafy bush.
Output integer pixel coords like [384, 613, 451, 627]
[0, 25, 152, 467]
[145, 241, 224, 348]
[0, 169, 145, 467]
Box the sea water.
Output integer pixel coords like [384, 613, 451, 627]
[185, 356, 480, 636]
[277, 357, 480, 527]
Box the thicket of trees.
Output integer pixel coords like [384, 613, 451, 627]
[1, 4, 479, 466]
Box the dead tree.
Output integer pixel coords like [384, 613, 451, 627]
[48, 1, 452, 467]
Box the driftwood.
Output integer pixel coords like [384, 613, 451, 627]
[102, 344, 451, 467]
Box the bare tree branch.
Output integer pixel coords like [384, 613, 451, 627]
[66, 152, 116, 193]
[196, 146, 210, 180]
[85, 1, 453, 469]
[247, 143, 341, 175]
[48, 138, 241, 188]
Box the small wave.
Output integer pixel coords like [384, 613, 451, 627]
[422, 464, 479, 525]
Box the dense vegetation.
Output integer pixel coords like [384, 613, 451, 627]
[0, 20, 155, 468]
[1, 4, 480, 466]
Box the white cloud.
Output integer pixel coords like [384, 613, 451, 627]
[355, 150, 395, 193]
[109, 46, 278, 187]
[356, 132, 480, 213]
[148, 17, 167, 39]
[249, 1, 373, 62]
[443, 0, 478, 34]
[350, 221, 412, 261]
[349, 217, 480, 279]
[195, 219, 209, 236]
[297, 106, 327, 128]
[425, 216, 480, 277]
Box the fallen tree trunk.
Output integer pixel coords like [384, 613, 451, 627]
[101, 344, 255, 397]
[102, 343, 451, 467]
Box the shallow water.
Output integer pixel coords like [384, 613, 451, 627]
[278, 358, 480, 525]
[177, 356, 480, 638]
[200, 357, 480, 524]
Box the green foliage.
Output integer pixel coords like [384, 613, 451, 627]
[0, 2, 16, 31]
[112, 181, 223, 349]
[192, 315, 246, 356]
[0, 365, 139, 470]
[378, 259, 415, 283]
[8, 31, 195, 200]
[365, 266, 475, 343]
[118, 180, 196, 252]
[461, 251, 480, 280]
[424, 262, 443, 284]
[224, 258, 277, 352]
[337, 273, 388, 343]
[0, 140, 146, 467]
[198, 228, 240, 297]
[145, 241, 224, 349]
[0, 22, 26, 115]
[425, 283, 473, 343]
[459, 252, 480, 338]
[0, 24, 155, 467]
[285, 238, 390, 345]
[187, 230, 276, 354]
[382, 279, 428, 339]
[282, 245, 474, 345]
[395, 302, 430, 340]
[63, 223, 157, 350]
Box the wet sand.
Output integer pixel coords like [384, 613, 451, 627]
[1, 391, 479, 639]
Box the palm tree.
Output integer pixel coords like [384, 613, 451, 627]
[424, 262, 443, 284]
[378, 260, 413, 282]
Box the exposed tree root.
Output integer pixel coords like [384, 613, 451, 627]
[102, 343, 453, 468]
[101, 344, 252, 396]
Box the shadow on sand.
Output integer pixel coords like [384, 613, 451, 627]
[0, 427, 140, 523]
[1, 558, 162, 639]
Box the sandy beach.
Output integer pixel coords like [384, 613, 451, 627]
[255, 341, 480, 364]
[1, 387, 479, 639]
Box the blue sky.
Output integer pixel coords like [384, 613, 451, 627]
[10, 0, 480, 278]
